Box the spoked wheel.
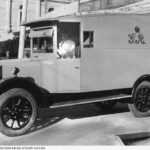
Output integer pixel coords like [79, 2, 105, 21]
[0, 88, 37, 136]
[95, 100, 117, 112]
[129, 81, 150, 117]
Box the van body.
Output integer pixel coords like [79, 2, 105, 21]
[3, 13, 150, 94]
[1, 12, 150, 136]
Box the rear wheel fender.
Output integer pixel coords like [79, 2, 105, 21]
[133, 75, 150, 94]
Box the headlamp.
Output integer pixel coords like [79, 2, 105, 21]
[12, 67, 20, 77]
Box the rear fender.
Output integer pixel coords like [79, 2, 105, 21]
[133, 75, 150, 91]
[131, 74, 150, 103]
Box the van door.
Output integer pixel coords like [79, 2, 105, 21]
[58, 57, 80, 92]
[57, 22, 81, 92]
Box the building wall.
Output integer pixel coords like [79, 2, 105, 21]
[0, 0, 44, 41]
[0, 0, 7, 39]
[11, 0, 21, 32]
[79, 0, 142, 11]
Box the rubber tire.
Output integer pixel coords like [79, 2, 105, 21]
[0, 88, 37, 136]
[128, 81, 150, 118]
[95, 101, 117, 112]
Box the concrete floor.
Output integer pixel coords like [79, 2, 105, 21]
[0, 102, 150, 146]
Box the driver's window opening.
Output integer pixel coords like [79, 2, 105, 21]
[57, 22, 81, 59]
[33, 37, 53, 53]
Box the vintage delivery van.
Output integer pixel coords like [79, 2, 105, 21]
[0, 12, 150, 136]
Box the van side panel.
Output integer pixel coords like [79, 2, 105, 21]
[101, 15, 150, 90]
[80, 16, 102, 92]
[80, 14, 150, 92]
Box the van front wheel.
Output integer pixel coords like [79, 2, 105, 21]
[0, 88, 37, 136]
[129, 81, 150, 117]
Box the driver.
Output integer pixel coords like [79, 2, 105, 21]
[58, 40, 75, 59]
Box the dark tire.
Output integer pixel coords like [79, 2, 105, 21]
[95, 101, 117, 112]
[129, 81, 150, 117]
[0, 88, 37, 136]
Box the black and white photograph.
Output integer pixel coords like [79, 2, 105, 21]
[0, 0, 150, 148]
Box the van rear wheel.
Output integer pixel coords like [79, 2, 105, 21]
[95, 101, 117, 112]
[129, 81, 150, 117]
[0, 88, 37, 136]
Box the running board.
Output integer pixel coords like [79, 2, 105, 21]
[50, 94, 132, 109]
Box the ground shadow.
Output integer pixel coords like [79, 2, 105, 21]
[27, 108, 64, 134]
[27, 101, 129, 135]
[54, 101, 129, 119]
[118, 131, 150, 145]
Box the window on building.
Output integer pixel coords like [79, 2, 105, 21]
[19, 5, 23, 23]
[107, 0, 111, 5]
[48, 7, 54, 12]
[83, 31, 94, 48]
[18, 5, 23, 30]
[24, 34, 30, 58]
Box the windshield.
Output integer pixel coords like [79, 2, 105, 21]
[33, 37, 53, 53]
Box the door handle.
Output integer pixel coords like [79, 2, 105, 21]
[75, 67, 80, 69]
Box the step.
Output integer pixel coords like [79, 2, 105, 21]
[50, 94, 132, 108]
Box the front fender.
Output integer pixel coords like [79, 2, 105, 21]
[0, 77, 46, 107]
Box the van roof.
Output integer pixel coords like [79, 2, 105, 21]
[23, 12, 150, 27]
[23, 0, 150, 28]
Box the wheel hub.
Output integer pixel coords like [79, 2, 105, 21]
[2, 96, 32, 130]
[135, 87, 150, 112]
